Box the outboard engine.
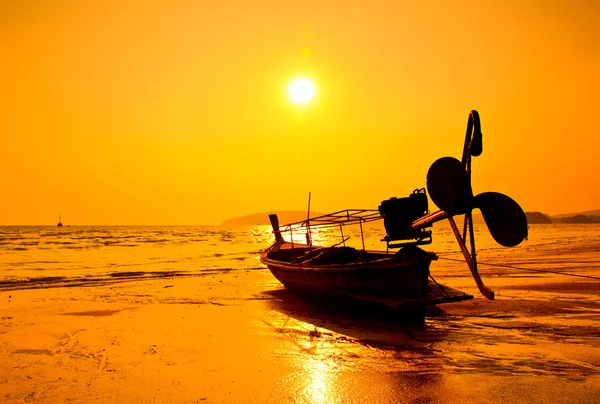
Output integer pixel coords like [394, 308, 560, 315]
[378, 188, 432, 246]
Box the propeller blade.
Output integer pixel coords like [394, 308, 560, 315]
[474, 192, 528, 247]
[427, 157, 528, 247]
[426, 156, 473, 215]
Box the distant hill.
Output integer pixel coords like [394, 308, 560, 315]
[553, 214, 600, 224]
[525, 211, 552, 224]
[523, 210, 600, 224]
[552, 209, 600, 218]
[220, 211, 325, 226]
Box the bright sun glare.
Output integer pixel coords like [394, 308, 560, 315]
[288, 77, 315, 105]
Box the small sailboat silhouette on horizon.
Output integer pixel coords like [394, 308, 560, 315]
[57, 214, 63, 227]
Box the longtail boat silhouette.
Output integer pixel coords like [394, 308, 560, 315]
[261, 110, 528, 318]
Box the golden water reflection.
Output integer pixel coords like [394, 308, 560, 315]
[281, 316, 446, 404]
[265, 291, 450, 403]
[302, 356, 338, 404]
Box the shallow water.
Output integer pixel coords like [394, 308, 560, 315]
[1, 223, 599, 290]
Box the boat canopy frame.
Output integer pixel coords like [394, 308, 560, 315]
[275, 209, 382, 251]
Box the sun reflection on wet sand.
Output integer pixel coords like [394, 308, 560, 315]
[302, 356, 337, 403]
[263, 288, 453, 403]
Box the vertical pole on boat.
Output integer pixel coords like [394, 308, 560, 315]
[359, 219, 365, 251]
[306, 192, 312, 247]
[339, 223, 346, 246]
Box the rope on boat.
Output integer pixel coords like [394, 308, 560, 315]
[429, 274, 452, 299]
[438, 256, 600, 281]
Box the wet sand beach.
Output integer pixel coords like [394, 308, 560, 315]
[2, 264, 599, 403]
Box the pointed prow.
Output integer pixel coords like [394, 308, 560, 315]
[269, 214, 285, 244]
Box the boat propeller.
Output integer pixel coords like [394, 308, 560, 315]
[426, 156, 528, 247]
[415, 110, 528, 300]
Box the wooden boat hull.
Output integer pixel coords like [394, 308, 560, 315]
[260, 242, 472, 309]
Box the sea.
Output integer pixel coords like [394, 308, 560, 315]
[1, 222, 600, 291]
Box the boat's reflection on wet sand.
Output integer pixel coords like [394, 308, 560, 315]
[261, 274, 600, 403]
[262, 288, 444, 403]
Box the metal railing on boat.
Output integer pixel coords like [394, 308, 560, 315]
[277, 209, 382, 250]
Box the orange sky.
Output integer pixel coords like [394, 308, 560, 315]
[1, 0, 598, 225]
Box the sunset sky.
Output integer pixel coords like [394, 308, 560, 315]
[1, 0, 598, 225]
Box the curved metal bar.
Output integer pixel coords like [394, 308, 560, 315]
[455, 110, 491, 298]
[448, 215, 494, 300]
[462, 110, 483, 166]
[462, 111, 480, 237]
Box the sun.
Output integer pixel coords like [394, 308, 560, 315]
[288, 77, 316, 105]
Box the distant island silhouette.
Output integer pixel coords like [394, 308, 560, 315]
[525, 212, 552, 224]
[526, 210, 600, 224]
[222, 209, 600, 226]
